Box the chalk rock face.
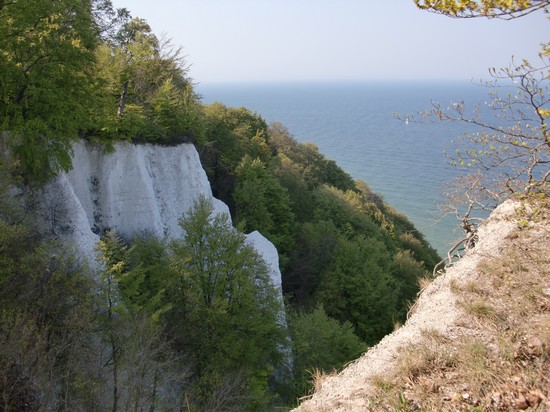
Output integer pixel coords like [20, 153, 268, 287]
[65, 141, 229, 238]
[40, 141, 283, 291]
[245, 231, 282, 289]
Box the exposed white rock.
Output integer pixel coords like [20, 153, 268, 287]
[245, 230, 283, 291]
[246, 230, 286, 318]
[65, 140, 229, 239]
[38, 140, 283, 290]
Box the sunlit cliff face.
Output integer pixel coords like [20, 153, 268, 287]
[37, 141, 283, 293]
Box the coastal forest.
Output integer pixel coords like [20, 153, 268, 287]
[0, 1, 441, 410]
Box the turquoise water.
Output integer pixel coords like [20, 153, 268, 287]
[197, 81, 491, 255]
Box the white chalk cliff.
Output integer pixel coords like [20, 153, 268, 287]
[39, 140, 283, 294]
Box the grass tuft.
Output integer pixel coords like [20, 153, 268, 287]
[459, 299, 498, 320]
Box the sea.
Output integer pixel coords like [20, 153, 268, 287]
[196, 81, 494, 256]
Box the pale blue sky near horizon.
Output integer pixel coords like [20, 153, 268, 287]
[111, 0, 548, 83]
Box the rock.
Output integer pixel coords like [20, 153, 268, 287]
[515, 393, 529, 410]
[245, 230, 283, 295]
[525, 390, 545, 407]
[36, 140, 284, 301]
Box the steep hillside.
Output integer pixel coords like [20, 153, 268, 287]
[294, 199, 549, 411]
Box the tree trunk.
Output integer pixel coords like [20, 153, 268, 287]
[117, 81, 129, 118]
[148, 366, 158, 412]
[108, 277, 119, 412]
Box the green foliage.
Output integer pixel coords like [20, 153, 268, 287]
[353, 181, 439, 268]
[280, 179, 428, 344]
[167, 196, 285, 410]
[261, 124, 440, 348]
[269, 122, 356, 192]
[0, 246, 96, 410]
[266, 135, 438, 345]
[0, 2, 447, 407]
[316, 235, 397, 344]
[199, 103, 271, 208]
[0, 0, 99, 179]
[94, 230, 181, 411]
[192, 103, 275, 248]
[125, 234, 174, 320]
[1, 2, 202, 181]
[414, 0, 549, 19]
[286, 305, 366, 400]
[203, 103, 270, 161]
[284, 220, 340, 304]
[91, 18, 203, 144]
[234, 155, 296, 261]
[391, 249, 429, 317]
[312, 184, 381, 238]
[0, 0, 200, 176]
[398, 231, 439, 270]
[97, 231, 174, 320]
[0, 167, 96, 410]
[95, 230, 130, 412]
[271, 151, 315, 222]
[263, 125, 439, 347]
[92, 0, 131, 42]
[96, 230, 131, 315]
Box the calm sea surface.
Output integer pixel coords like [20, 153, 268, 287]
[197, 81, 492, 256]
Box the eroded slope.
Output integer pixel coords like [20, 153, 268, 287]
[295, 200, 549, 411]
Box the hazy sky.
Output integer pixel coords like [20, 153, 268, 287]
[111, 0, 547, 83]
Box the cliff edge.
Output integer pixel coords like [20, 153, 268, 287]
[294, 199, 549, 411]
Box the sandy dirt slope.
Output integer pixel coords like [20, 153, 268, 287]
[294, 200, 548, 411]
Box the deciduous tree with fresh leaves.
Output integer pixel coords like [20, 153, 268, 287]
[167, 196, 286, 410]
[0, 0, 98, 179]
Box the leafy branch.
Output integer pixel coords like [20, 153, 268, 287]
[414, 0, 550, 20]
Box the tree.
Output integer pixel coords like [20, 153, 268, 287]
[0, 0, 99, 179]
[95, 231, 130, 412]
[124, 234, 174, 318]
[90, 14, 202, 143]
[198, 103, 274, 216]
[391, 249, 429, 317]
[413, 0, 549, 200]
[234, 155, 296, 261]
[167, 196, 285, 410]
[268, 123, 356, 192]
[283, 220, 339, 305]
[0, 166, 96, 410]
[286, 305, 365, 401]
[414, 0, 550, 19]
[411, 0, 549, 267]
[91, 0, 131, 42]
[94, 231, 181, 412]
[315, 234, 398, 344]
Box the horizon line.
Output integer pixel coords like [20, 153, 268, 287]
[194, 78, 487, 86]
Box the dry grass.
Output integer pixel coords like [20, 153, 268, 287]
[366, 201, 550, 411]
[417, 275, 434, 291]
[300, 368, 339, 402]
